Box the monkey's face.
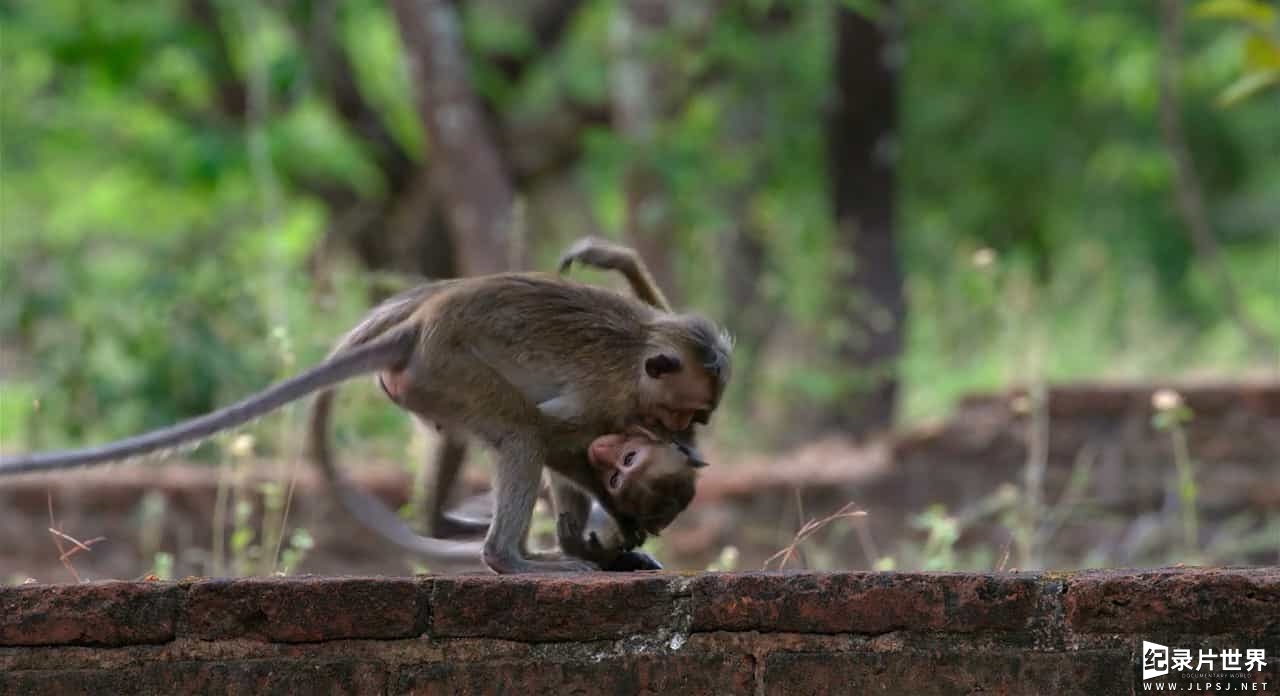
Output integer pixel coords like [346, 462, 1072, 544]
[588, 429, 675, 495]
[638, 351, 716, 434]
[588, 427, 699, 534]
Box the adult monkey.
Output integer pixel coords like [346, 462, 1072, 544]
[425, 237, 678, 539]
[319, 237, 711, 570]
[1, 249, 731, 573]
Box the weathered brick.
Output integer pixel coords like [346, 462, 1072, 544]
[183, 576, 421, 642]
[1, 668, 138, 695]
[763, 649, 1130, 696]
[430, 574, 674, 641]
[3, 568, 1276, 695]
[0, 581, 177, 647]
[393, 654, 755, 695]
[164, 660, 387, 695]
[691, 571, 1039, 634]
[1064, 567, 1280, 637]
[1, 660, 386, 696]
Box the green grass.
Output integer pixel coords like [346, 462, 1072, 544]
[898, 241, 1280, 425]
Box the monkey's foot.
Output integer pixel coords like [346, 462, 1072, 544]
[602, 550, 663, 572]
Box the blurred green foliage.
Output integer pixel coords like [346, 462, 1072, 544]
[1194, 0, 1280, 105]
[1, 0, 1276, 454]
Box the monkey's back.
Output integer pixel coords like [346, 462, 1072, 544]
[424, 273, 652, 363]
[409, 273, 655, 437]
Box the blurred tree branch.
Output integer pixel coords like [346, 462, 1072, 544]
[288, 0, 595, 279]
[611, 0, 682, 302]
[185, 0, 250, 119]
[1157, 0, 1276, 355]
[391, 0, 515, 275]
[821, 2, 904, 439]
[289, 0, 416, 189]
[282, 0, 449, 285]
[485, 0, 584, 84]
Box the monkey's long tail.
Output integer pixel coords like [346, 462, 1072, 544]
[299, 280, 487, 566]
[0, 330, 416, 475]
[308, 387, 487, 565]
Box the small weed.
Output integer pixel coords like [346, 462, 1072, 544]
[706, 546, 740, 572]
[150, 551, 174, 580]
[1152, 388, 1199, 561]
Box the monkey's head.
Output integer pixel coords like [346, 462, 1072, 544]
[588, 426, 708, 534]
[639, 314, 733, 434]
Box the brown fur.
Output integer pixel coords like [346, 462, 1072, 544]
[310, 270, 731, 573]
[398, 238, 722, 568]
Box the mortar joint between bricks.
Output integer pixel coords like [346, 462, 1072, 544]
[664, 591, 694, 651]
[173, 581, 198, 640]
[414, 577, 433, 638]
[1032, 577, 1070, 650]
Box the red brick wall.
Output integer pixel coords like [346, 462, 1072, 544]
[2, 568, 1277, 694]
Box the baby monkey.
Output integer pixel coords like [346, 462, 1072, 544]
[553, 238, 715, 566]
[560, 424, 708, 568]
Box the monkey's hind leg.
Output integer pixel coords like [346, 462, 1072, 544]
[557, 236, 672, 312]
[423, 430, 490, 538]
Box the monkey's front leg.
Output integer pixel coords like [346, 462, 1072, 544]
[482, 435, 597, 574]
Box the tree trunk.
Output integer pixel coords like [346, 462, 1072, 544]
[821, 4, 904, 438]
[611, 0, 680, 304]
[718, 202, 772, 415]
[390, 0, 515, 275]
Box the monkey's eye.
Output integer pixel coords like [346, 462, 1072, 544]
[609, 471, 622, 489]
[622, 451, 637, 468]
[692, 410, 710, 425]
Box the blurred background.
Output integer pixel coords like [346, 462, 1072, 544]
[1, 0, 1277, 582]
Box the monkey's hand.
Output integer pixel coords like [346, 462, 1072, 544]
[615, 517, 648, 552]
[557, 237, 637, 275]
[556, 511, 613, 563]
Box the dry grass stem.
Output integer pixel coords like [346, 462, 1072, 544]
[764, 502, 867, 570]
[47, 492, 105, 582]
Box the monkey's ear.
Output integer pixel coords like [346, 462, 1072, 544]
[644, 353, 682, 378]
